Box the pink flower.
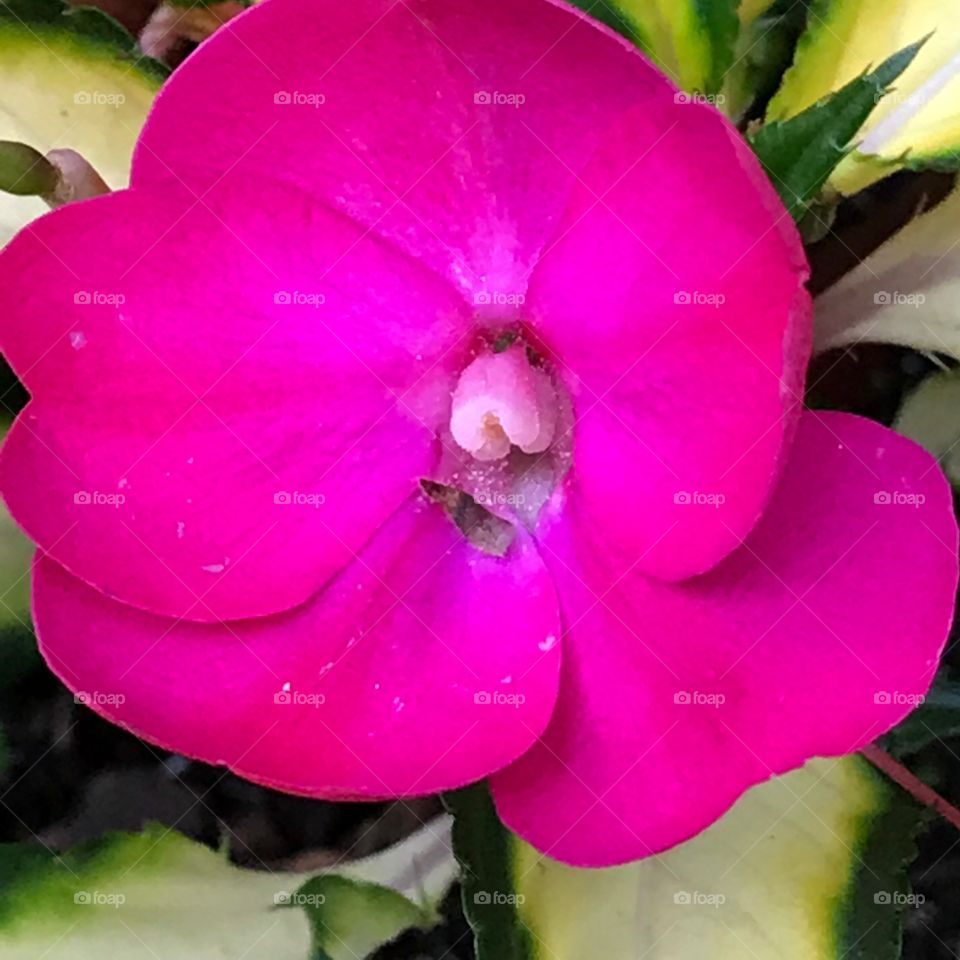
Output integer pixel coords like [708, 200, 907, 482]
[1, 0, 956, 866]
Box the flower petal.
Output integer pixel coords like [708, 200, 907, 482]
[132, 0, 676, 300]
[491, 411, 957, 865]
[0, 184, 469, 620]
[33, 496, 561, 797]
[527, 101, 810, 581]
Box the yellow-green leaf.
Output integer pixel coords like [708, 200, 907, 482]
[450, 757, 920, 960]
[513, 756, 919, 960]
[739, 0, 779, 24]
[767, 0, 960, 194]
[894, 368, 960, 486]
[814, 185, 960, 356]
[0, 0, 165, 242]
[571, 0, 739, 96]
[0, 421, 33, 627]
[0, 818, 454, 960]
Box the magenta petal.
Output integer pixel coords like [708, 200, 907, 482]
[1, 185, 469, 619]
[132, 0, 675, 298]
[528, 103, 810, 580]
[491, 412, 957, 866]
[33, 497, 561, 797]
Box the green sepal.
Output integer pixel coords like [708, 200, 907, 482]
[0, 141, 58, 197]
[749, 38, 924, 220]
[444, 782, 532, 960]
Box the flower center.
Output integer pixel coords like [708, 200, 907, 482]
[449, 345, 557, 461]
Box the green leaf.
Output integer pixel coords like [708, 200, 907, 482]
[882, 674, 960, 757]
[291, 816, 457, 960]
[570, 0, 739, 96]
[749, 39, 924, 220]
[290, 875, 426, 960]
[893, 368, 960, 485]
[448, 757, 923, 960]
[0, 0, 166, 77]
[813, 182, 960, 356]
[444, 782, 532, 960]
[0, 422, 34, 628]
[765, 0, 960, 194]
[721, 0, 811, 122]
[0, 819, 455, 959]
[0, 0, 166, 242]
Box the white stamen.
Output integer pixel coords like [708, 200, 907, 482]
[450, 345, 557, 461]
